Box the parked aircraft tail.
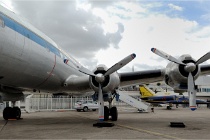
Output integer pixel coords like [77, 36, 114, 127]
[139, 85, 155, 98]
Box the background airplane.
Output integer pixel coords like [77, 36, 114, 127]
[1, 4, 210, 123]
[140, 85, 210, 109]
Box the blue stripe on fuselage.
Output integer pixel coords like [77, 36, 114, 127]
[0, 12, 61, 57]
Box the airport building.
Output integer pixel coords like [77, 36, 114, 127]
[196, 76, 210, 92]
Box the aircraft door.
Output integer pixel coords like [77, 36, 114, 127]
[14, 23, 25, 57]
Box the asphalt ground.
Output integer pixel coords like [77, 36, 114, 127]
[0, 107, 210, 139]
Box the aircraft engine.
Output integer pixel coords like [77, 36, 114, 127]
[89, 64, 120, 93]
[76, 53, 135, 121]
[151, 48, 210, 111]
[164, 54, 200, 90]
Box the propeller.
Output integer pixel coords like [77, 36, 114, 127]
[78, 53, 136, 77]
[151, 48, 186, 65]
[79, 53, 136, 121]
[151, 48, 210, 111]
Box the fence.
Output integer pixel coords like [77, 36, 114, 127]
[0, 96, 208, 112]
[24, 96, 128, 112]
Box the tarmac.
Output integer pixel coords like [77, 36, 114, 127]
[0, 106, 210, 139]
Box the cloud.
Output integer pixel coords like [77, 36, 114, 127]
[7, 1, 210, 72]
[94, 2, 210, 70]
[134, 63, 164, 71]
[88, 1, 114, 9]
[201, 13, 210, 21]
[10, 1, 123, 66]
[193, 26, 210, 38]
[168, 3, 183, 11]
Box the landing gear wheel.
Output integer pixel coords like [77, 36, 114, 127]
[110, 106, 118, 121]
[3, 107, 12, 120]
[83, 106, 88, 112]
[13, 107, 21, 119]
[3, 107, 21, 120]
[104, 106, 109, 121]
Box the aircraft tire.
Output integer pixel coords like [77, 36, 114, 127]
[110, 106, 118, 121]
[3, 107, 21, 120]
[3, 107, 12, 120]
[83, 106, 88, 112]
[13, 107, 21, 120]
[104, 106, 109, 121]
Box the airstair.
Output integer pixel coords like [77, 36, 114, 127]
[118, 91, 149, 111]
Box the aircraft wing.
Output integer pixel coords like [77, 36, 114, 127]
[200, 65, 210, 75]
[118, 64, 210, 87]
[119, 69, 165, 87]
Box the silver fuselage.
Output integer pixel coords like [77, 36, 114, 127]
[0, 5, 91, 94]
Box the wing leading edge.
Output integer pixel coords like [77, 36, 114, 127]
[118, 64, 210, 88]
[119, 69, 165, 87]
[200, 65, 210, 75]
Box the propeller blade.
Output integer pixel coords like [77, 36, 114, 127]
[78, 66, 96, 77]
[188, 72, 197, 111]
[196, 52, 210, 65]
[98, 83, 104, 121]
[104, 53, 136, 76]
[151, 48, 186, 65]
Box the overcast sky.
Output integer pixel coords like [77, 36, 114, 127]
[1, 0, 210, 72]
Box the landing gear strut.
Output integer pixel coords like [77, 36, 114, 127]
[3, 101, 21, 120]
[104, 106, 109, 121]
[93, 92, 117, 127]
[93, 104, 117, 127]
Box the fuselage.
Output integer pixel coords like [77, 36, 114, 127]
[0, 5, 90, 94]
[141, 95, 176, 103]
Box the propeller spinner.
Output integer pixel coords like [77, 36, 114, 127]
[151, 48, 210, 111]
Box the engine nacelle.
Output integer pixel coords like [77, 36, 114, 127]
[89, 64, 120, 93]
[164, 54, 200, 90]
